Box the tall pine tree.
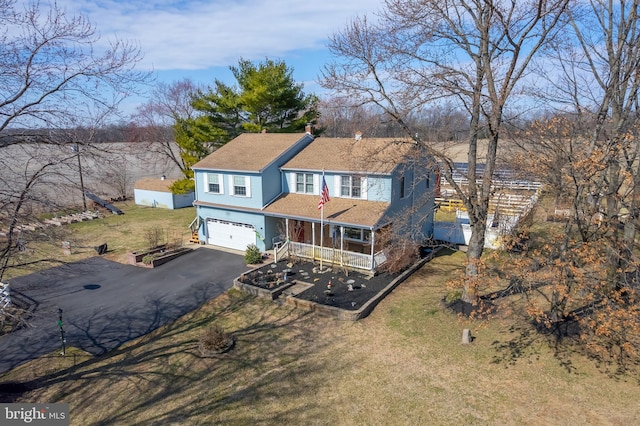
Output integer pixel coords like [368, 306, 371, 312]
[170, 58, 318, 193]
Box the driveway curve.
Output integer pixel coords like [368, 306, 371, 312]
[0, 248, 247, 374]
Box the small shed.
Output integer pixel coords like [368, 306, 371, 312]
[133, 177, 194, 210]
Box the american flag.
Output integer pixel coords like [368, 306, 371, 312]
[318, 176, 330, 210]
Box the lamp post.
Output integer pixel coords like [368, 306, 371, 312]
[72, 144, 87, 211]
[57, 308, 66, 356]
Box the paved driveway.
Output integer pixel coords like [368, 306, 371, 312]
[0, 248, 247, 374]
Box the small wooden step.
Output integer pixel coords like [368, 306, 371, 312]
[189, 231, 199, 244]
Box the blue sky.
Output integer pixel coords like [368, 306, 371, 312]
[53, 0, 385, 111]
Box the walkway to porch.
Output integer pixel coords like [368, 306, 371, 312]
[274, 241, 386, 273]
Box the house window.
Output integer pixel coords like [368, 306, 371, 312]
[296, 173, 314, 193]
[344, 227, 371, 242]
[207, 173, 222, 194]
[400, 176, 406, 199]
[232, 175, 249, 197]
[340, 176, 361, 198]
[426, 174, 430, 189]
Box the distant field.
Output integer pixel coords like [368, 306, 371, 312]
[1, 142, 182, 209]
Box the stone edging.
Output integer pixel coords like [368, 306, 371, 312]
[233, 248, 440, 320]
[233, 264, 296, 300]
[284, 249, 439, 320]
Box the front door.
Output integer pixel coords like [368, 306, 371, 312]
[291, 220, 305, 242]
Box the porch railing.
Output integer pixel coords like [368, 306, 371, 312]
[287, 241, 375, 271]
[273, 240, 289, 263]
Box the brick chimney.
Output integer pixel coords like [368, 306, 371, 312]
[305, 123, 313, 134]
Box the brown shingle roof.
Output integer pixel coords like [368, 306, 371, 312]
[263, 193, 390, 228]
[282, 136, 414, 174]
[192, 132, 310, 172]
[134, 178, 176, 192]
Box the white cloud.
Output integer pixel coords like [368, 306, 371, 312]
[53, 0, 383, 71]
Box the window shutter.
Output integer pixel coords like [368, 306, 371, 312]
[361, 176, 368, 200]
[289, 172, 296, 193]
[334, 175, 341, 198]
[314, 173, 320, 195]
[245, 176, 251, 197]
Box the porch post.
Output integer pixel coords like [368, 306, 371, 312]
[312, 222, 316, 258]
[285, 218, 289, 241]
[340, 226, 345, 266]
[370, 228, 375, 270]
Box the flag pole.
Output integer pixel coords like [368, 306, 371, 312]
[320, 170, 325, 271]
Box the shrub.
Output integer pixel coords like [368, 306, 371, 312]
[445, 290, 463, 304]
[169, 178, 195, 194]
[145, 226, 165, 249]
[198, 325, 234, 355]
[141, 254, 155, 264]
[244, 244, 262, 265]
[377, 239, 420, 274]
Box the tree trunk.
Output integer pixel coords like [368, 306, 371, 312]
[463, 219, 487, 303]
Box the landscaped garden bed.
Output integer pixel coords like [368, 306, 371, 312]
[128, 245, 192, 268]
[235, 258, 432, 320]
[236, 264, 297, 300]
[127, 244, 167, 264]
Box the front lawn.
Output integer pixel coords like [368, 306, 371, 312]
[1, 250, 638, 424]
[4, 203, 196, 280]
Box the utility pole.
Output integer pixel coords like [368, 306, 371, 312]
[73, 144, 87, 211]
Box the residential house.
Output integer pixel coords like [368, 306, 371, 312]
[192, 131, 437, 272]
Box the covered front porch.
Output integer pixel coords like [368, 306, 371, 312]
[272, 217, 387, 273]
[262, 193, 391, 273]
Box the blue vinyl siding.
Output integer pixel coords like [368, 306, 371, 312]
[134, 189, 194, 209]
[196, 206, 268, 252]
[195, 172, 263, 209]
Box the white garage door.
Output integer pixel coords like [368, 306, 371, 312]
[207, 219, 256, 251]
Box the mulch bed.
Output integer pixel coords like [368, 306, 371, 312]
[239, 259, 401, 311]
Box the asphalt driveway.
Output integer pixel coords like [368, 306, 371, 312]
[0, 248, 247, 374]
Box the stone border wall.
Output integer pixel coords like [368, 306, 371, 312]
[234, 249, 440, 320]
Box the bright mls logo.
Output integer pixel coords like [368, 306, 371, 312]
[1, 403, 69, 425]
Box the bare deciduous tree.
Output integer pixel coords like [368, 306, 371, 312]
[509, 0, 640, 361]
[129, 79, 201, 177]
[0, 0, 148, 281]
[322, 0, 569, 302]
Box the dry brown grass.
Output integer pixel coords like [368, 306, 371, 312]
[2, 249, 639, 425]
[4, 203, 195, 279]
